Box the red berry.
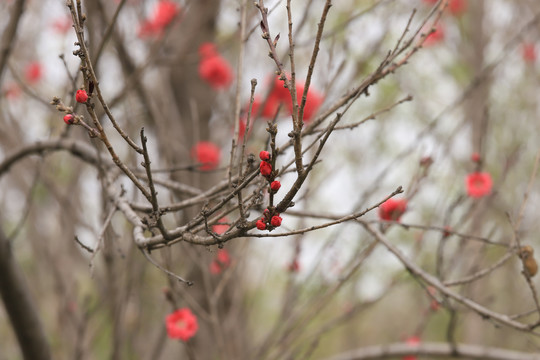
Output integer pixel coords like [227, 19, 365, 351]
[379, 198, 407, 222]
[256, 219, 267, 230]
[76, 89, 88, 103]
[259, 151, 270, 161]
[260, 161, 272, 177]
[270, 181, 281, 192]
[63, 114, 74, 125]
[270, 215, 282, 227]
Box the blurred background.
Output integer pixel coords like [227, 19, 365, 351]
[1, 0, 540, 359]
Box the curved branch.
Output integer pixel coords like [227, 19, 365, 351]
[323, 342, 540, 360]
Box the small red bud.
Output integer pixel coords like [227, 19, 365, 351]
[76, 89, 88, 103]
[260, 161, 272, 177]
[420, 156, 433, 167]
[270, 215, 282, 227]
[259, 150, 270, 161]
[288, 260, 300, 272]
[63, 114, 74, 125]
[442, 226, 452, 238]
[270, 180, 281, 192]
[256, 219, 267, 230]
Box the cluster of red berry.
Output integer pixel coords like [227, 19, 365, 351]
[256, 150, 282, 231]
[62, 89, 89, 125]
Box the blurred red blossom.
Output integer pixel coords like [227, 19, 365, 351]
[165, 308, 198, 341]
[466, 172, 492, 198]
[403, 336, 421, 360]
[51, 16, 72, 34]
[25, 62, 42, 84]
[138, 0, 180, 38]
[198, 45, 234, 90]
[422, 0, 467, 16]
[199, 42, 217, 58]
[249, 96, 281, 119]
[4, 83, 21, 99]
[191, 141, 221, 171]
[212, 217, 229, 235]
[288, 83, 324, 123]
[448, 0, 467, 16]
[216, 249, 231, 266]
[209, 261, 221, 274]
[209, 249, 231, 275]
[423, 24, 444, 46]
[522, 43, 536, 64]
[379, 198, 407, 222]
[265, 76, 324, 122]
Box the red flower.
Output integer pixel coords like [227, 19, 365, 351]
[466, 172, 492, 198]
[448, 0, 467, 16]
[198, 52, 234, 90]
[423, 24, 444, 46]
[256, 219, 267, 230]
[379, 198, 407, 222]
[255, 76, 290, 119]
[153, 0, 179, 28]
[63, 114, 74, 125]
[216, 249, 231, 267]
[268, 76, 291, 101]
[76, 89, 88, 103]
[212, 217, 229, 235]
[403, 336, 421, 360]
[259, 151, 270, 161]
[249, 96, 281, 119]
[522, 43, 536, 64]
[288, 83, 324, 123]
[51, 16, 72, 34]
[209, 260, 221, 274]
[260, 161, 272, 177]
[138, 0, 180, 38]
[191, 141, 220, 170]
[270, 215, 282, 227]
[165, 308, 198, 341]
[270, 181, 281, 192]
[266, 76, 324, 123]
[209, 249, 231, 274]
[25, 62, 42, 84]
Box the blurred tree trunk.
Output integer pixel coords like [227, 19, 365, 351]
[462, 0, 491, 343]
[0, 228, 51, 360]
